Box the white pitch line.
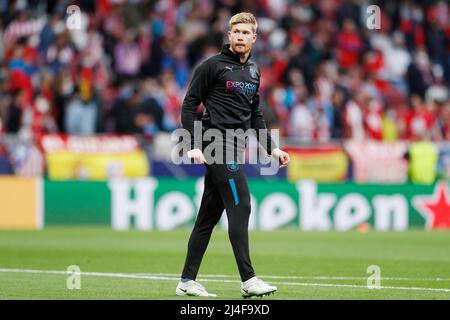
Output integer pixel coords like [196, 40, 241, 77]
[1, 268, 450, 293]
[139, 273, 450, 282]
[0, 268, 180, 281]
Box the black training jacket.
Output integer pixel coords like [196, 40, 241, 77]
[181, 44, 276, 154]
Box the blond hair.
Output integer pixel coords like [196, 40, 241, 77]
[229, 12, 257, 33]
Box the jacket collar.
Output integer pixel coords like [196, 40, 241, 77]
[221, 43, 252, 64]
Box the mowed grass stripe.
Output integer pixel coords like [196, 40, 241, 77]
[1, 268, 450, 293]
[1, 228, 450, 299]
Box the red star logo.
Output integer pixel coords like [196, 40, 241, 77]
[413, 182, 450, 230]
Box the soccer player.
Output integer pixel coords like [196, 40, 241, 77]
[176, 12, 290, 298]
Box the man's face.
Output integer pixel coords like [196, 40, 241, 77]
[227, 23, 256, 55]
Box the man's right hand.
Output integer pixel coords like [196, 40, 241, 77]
[187, 148, 206, 164]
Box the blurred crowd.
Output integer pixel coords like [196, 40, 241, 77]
[0, 0, 449, 145]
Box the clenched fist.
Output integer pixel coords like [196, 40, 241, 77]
[271, 148, 290, 168]
[187, 148, 206, 164]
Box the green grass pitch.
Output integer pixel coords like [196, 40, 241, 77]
[0, 227, 449, 300]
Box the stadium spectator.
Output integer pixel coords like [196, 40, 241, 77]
[5, 90, 23, 133]
[343, 90, 365, 141]
[114, 30, 142, 80]
[307, 88, 333, 142]
[289, 101, 314, 142]
[407, 47, 435, 98]
[335, 18, 365, 70]
[64, 90, 98, 135]
[402, 94, 439, 141]
[440, 101, 450, 140]
[134, 85, 165, 136]
[0, 0, 447, 147]
[109, 84, 141, 134]
[330, 87, 347, 139]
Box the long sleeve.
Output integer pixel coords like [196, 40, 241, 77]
[250, 92, 278, 155]
[181, 59, 215, 149]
